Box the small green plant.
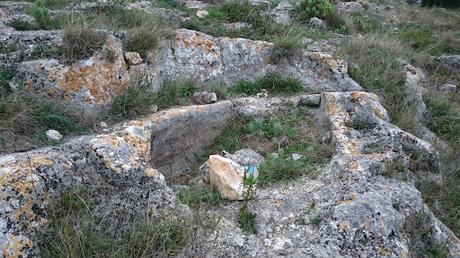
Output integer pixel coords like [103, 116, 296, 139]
[297, 0, 334, 20]
[232, 74, 304, 95]
[399, 26, 434, 50]
[237, 206, 257, 234]
[124, 25, 159, 58]
[351, 13, 383, 34]
[35, 102, 87, 134]
[106, 49, 116, 63]
[154, 81, 198, 108]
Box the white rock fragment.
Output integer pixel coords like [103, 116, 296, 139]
[196, 10, 209, 18]
[124, 51, 143, 65]
[45, 129, 63, 141]
[438, 83, 457, 93]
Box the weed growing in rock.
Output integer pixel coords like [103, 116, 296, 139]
[270, 29, 304, 63]
[177, 186, 226, 208]
[30, 43, 62, 60]
[232, 74, 304, 95]
[61, 18, 106, 63]
[0, 66, 13, 98]
[257, 156, 308, 186]
[237, 206, 257, 234]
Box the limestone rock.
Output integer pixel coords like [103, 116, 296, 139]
[337, 2, 365, 13]
[290, 153, 303, 161]
[298, 94, 321, 106]
[438, 83, 457, 93]
[11, 34, 131, 106]
[271, 0, 292, 24]
[209, 155, 252, 200]
[437, 55, 460, 72]
[193, 91, 217, 104]
[196, 10, 209, 18]
[308, 17, 326, 30]
[124, 51, 143, 65]
[45, 129, 63, 141]
[224, 148, 264, 166]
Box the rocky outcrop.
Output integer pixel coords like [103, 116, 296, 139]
[7, 28, 359, 107]
[437, 54, 460, 72]
[184, 92, 460, 257]
[150, 29, 360, 93]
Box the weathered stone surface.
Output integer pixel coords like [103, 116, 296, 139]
[337, 2, 365, 13]
[196, 9, 209, 18]
[298, 94, 321, 106]
[10, 34, 131, 106]
[209, 154, 247, 200]
[437, 54, 460, 72]
[308, 17, 326, 29]
[438, 83, 457, 93]
[193, 91, 217, 104]
[150, 29, 360, 92]
[124, 51, 143, 65]
[270, 0, 292, 24]
[185, 92, 460, 257]
[224, 148, 264, 166]
[402, 62, 448, 150]
[45, 129, 62, 141]
[0, 118, 176, 257]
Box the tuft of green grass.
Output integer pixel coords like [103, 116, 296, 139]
[257, 155, 308, 186]
[237, 206, 257, 234]
[30, 43, 62, 60]
[177, 186, 226, 208]
[232, 74, 304, 95]
[154, 81, 198, 109]
[270, 29, 304, 63]
[309, 215, 322, 227]
[35, 101, 88, 134]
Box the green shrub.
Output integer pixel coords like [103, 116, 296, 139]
[422, 0, 460, 8]
[35, 102, 87, 134]
[237, 206, 257, 234]
[28, 0, 60, 30]
[351, 13, 383, 33]
[154, 81, 198, 108]
[30, 43, 62, 59]
[232, 74, 304, 95]
[208, 0, 255, 23]
[297, 0, 334, 20]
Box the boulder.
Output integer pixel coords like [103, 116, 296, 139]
[208, 155, 248, 200]
[337, 2, 365, 13]
[45, 129, 63, 141]
[196, 10, 209, 18]
[298, 94, 321, 106]
[270, 0, 292, 24]
[438, 83, 457, 93]
[437, 55, 460, 72]
[193, 91, 217, 104]
[308, 17, 326, 30]
[124, 51, 143, 65]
